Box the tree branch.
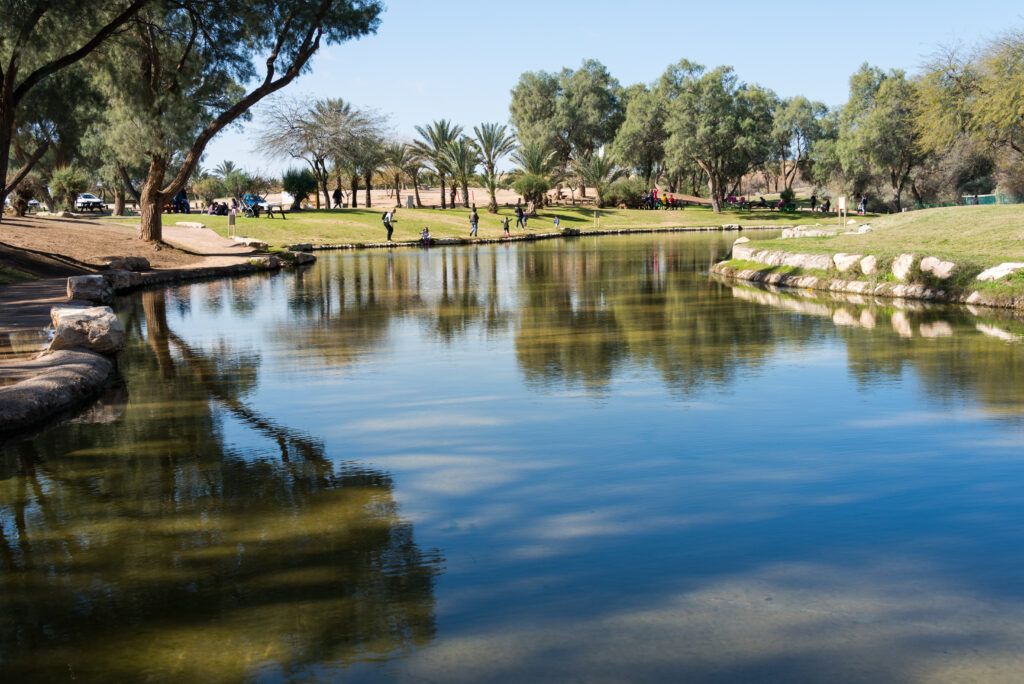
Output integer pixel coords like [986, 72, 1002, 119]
[119, 163, 142, 202]
[12, 0, 152, 105]
[160, 3, 331, 195]
[1, 141, 49, 197]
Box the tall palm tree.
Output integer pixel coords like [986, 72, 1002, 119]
[441, 137, 480, 208]
[413, 119, 462, 209]
[473, 122, 516, 213]
[402, 148, 426, 208]
[571, 150, 624, 208]
[511, 140, 558, 178]
[383, 142, 408, 207]
[213, 160, 237, 179]
[355, 137, 386, 208]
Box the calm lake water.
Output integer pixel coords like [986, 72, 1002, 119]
[3, 232, 1024, 682]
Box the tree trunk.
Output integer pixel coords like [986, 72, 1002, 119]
[440, 176, 447, 209]
[318, 176, 328, 210]
[363, 172, 372, 207]
[139, 156, 168, 242]
[707, 173, 721, 213]
[113, 188, 126, 216]
[461, 180, 469, 208]
[394, 173, 403, 206]
[350, 177, 358, 208]
[487, 165, 498, 213]
[413, 171, 423, 208]
[450, 183, 457, 208]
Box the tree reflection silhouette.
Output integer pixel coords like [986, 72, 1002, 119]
[0, 292, 442, 682]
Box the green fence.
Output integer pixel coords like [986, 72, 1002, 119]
[916, 193, 1023, 210]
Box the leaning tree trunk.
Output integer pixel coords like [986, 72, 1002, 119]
[413, 171, 423, 208]
[363, 172, 372, 208]
[113, 188, 126, 216]
[139, 156, 168, 241]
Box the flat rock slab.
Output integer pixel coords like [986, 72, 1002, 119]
[161, 224, 260, 258]
[0, 349, 113, 436]
[175, 221, 207, 229]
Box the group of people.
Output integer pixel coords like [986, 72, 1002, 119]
[381, 200, 543, 244]
[206, 199, 236, 216]
[642, 188, 682, 210]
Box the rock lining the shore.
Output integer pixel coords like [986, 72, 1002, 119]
[49, 306, 126, 355]
[0, 349, 114, 436]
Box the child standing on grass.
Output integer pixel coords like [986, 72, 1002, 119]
[502, 216, 510, 237]
[553, 216, 560, 230]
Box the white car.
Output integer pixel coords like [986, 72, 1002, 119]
[75, 193, 104, 211]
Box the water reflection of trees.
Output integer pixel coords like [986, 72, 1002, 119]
[0, 291, 442, 681]
[280, 238, 795, 395]
[730, 283, 1024, 419]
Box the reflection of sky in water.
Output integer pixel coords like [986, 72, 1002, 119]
[8, 233, 1024, 681]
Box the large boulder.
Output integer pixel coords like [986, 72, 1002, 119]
[289, 250, 316, 265]
[976, 262, 1024, 282]
[892, 253, 915, 281]
[67, 275, 112, 304]
[920, 256, 956, 280]
[287, 243, 313, 252]
[49, 306, 126, 354]
[860, 255, 878, 276]
[833, 253, 862, 272]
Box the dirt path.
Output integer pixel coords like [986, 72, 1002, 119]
[0, 214, 261, 346]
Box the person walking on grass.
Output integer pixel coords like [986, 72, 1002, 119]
[383, 207, 396, 242]
[469, 204, 479, 237]
[515, 202, 525, 230]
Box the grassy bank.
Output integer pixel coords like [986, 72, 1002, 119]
[715, 204, 1024, 305]
[749, 205, 1024, 266]
[106, 205, 818, 246]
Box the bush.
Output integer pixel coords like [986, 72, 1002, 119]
[604, 177, 647, 208]
[194, 176, 224, 205]
[281, 168, 318, 210]
[513, 173, 550, 206]
[8, 174, 43, 216]
[779, 187, 796, 204]
[51, 166, 89, 208]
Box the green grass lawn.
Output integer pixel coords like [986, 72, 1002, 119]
[749, 204, 1024, 267]
[107, 204, 815, 247]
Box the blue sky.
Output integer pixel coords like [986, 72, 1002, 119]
[204, 0, 1024, 175]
